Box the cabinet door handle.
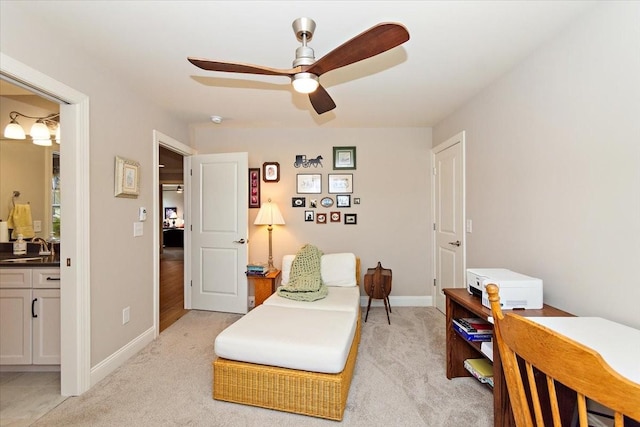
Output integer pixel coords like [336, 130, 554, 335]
[46, 277, 61, 281]
[448, 240, 461, 247]
[32, 298, 38, 318]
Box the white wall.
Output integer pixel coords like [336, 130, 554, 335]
[434, 2, 640, 328]
[193, 127, 433, 301]
[1, 3, 189, 365]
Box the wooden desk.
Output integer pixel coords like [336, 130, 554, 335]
[443, 288, 573, 427]
[248, 269, 281, 307]
[528, 317, 640, 384]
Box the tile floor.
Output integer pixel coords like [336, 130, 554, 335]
[0, 371, 66, 427]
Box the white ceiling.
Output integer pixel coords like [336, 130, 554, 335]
[9, 1, 596, 128]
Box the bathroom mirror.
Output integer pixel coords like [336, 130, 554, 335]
[0, 80, 61, 240]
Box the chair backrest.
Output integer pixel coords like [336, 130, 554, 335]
[486, 284, 640, 427]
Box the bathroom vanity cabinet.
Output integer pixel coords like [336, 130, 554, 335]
[0, 267, 60, 365]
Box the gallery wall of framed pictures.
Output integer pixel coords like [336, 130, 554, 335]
[250, 147, 360, 225]
[290, 147, 359, 225]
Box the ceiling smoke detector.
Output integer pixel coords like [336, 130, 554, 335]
[210, 115, 223, 124]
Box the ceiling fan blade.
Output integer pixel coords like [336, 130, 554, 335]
[308, 85, 336, 114]
[188, 57, 298, 77]
[305, 23, 409, 76]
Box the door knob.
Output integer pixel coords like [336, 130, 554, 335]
[448, 240, 461, 247]
[233, 238, 246, 244]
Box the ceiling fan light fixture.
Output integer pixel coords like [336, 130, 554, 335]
[292, 73, 319, 94]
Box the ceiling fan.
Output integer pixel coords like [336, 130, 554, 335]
[188, 18, 409, 115]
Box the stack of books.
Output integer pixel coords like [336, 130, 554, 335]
[452, 317, 493, 342]
[246, 263, 268, 276]
[464, 358, 494, 387]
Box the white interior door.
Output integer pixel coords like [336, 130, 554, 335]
[433, 132, 465, 313]
[190, 152, 249, 314]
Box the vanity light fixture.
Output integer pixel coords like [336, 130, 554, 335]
[3, 111, 60, 145]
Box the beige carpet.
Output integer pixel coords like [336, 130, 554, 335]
[33, 307, 493, 426]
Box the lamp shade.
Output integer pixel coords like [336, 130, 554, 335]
[4, 121, 26, 139]
[32, 138, 52, 147]
[254, 200, 285, 226]
[30, 120, 50, 139]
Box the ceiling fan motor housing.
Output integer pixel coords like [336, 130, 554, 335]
[292, 18, 316, 67]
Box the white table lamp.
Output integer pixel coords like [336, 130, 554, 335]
[254, 199, 285, 271]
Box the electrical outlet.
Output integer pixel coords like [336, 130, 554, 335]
[248, 296, 255, 309]
[122, 307, 130, 324]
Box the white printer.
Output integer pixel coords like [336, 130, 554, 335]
[466, 268, 543, 310]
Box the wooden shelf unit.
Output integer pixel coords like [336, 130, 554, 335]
[443, 288, 572, 427]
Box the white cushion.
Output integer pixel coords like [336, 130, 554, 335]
[281, 252, 356, 287]
[214, 305, 357, 373]
[263, 286, 360, 313]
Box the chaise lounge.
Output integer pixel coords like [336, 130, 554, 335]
[212, 252, 361, 420]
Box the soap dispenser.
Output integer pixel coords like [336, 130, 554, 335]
[13, 234, 27, 255]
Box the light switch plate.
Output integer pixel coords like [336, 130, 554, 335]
[133, 222, 143, 237]
[33, 220, 42, 232]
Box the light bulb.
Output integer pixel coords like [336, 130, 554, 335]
[30, 120, 50, 139]
[291, 73, 319, 94]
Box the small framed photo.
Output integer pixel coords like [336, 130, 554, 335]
[310, 199, 318, 208]
[332, 146, 356, 170]
[328, 174, 353, 194]
[164, 207, 177, 220]
[249, 168, 261, 208]
[263, 162, 280, 182]
[336, 194, 351, 208]
[321, 197, 334, 208]
[330, 212, 341, 222]
[344, 213, 357, 225]
[354, 198, 361, 205]
[115, 156, 140, 198]
[305, 210, 315, 222]
[316, 213, 327, 224]
[296, 174, 322, 194]
[292, 197, 306, 208]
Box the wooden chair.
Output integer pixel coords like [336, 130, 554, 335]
[486, 284, 640, 427]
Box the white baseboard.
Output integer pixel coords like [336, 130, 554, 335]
[90, 326, 155, 387]
[359, 295, 432, 307]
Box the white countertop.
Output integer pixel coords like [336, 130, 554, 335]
[528, 317, 640, 385]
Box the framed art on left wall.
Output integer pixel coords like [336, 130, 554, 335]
[115, 156, 140, 198]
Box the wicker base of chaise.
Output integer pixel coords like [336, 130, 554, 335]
[213, 320, 360, 421]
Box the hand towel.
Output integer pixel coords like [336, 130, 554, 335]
[7, 203, 35, 239]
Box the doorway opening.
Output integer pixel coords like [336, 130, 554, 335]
[154, 133, 194, 334]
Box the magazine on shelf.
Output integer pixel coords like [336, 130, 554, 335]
[464, 358, 494, 387]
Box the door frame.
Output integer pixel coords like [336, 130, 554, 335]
[153, 130, 195, 337]
[432, 131, 466, 311]
[1, 53, 91, 395]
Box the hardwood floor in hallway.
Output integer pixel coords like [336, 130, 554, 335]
[160, 247, 189, 332]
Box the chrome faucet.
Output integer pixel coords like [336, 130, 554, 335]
[31, 237, 53, 256]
